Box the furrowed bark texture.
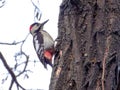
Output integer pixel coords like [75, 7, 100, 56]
[49, 0, 120, 90]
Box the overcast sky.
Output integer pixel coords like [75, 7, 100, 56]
[0, 0, 62, 90]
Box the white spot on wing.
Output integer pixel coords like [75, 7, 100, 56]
[34, 36, 40, 52]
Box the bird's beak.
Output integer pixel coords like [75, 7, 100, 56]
[41, 19, 49, 26]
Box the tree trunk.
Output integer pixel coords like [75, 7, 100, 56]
[49, 0, 120, 90]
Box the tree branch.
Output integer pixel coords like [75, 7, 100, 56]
[0, 52, 26, 90]
[31, 0, 42, 21]
[0, 33, 29, 46]
[0, 0, 5, 8]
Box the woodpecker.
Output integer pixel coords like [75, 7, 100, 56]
[29, 20, 54, 69]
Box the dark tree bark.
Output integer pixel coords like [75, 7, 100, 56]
[49, 0, 120, 90]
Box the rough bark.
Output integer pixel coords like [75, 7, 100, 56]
[49, 0, 120, 90]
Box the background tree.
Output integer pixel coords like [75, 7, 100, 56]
[50, 0, 120, 90]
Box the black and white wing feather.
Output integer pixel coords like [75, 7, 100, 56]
[33, 32, 47, 68]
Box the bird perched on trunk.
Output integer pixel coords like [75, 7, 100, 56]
[29, 20, 54, 69]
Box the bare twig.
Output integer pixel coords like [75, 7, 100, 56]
[0, 41, 25, 45]
[31, 0, 42, 21]
[0, 32, 39, 89]
[9, 80, 14, 90]
[16, 51, 31, 77]
[0, 33, 30, 46]
[0, 52, 26, 90]
[20, 33, 30, 52]
[0, 0, 5, 8]
[0, 33, 31, 89]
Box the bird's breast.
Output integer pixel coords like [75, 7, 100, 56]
[40, 31, 54, 50]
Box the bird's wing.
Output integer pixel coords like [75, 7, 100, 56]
[33, 32, 47, 69]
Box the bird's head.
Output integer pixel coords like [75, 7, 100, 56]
[29, 19, 49, 35]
